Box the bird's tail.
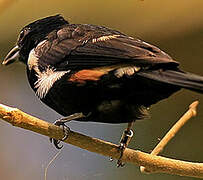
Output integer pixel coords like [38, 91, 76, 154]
[137, 69, 203, 93]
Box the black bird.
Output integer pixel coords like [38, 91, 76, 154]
[2, 15, 203, 166]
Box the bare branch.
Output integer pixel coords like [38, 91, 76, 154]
[140, 101, 199, 173]
[0, 102, 203, 178]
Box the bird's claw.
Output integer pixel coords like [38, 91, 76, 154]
[117, 143, 126, 167]
[50, 119, 71, 149]
[50, 113, 85, 149]
[116, 129, 133, 167]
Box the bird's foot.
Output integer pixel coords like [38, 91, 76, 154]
[50, 112, 85, 149]
[50, 120, 70, 149]
[117, 129, 133, 167]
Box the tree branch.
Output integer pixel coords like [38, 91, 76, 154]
[140, 101, 199, 173]
[0, 102, 203, 178]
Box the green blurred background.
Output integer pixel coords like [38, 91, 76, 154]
[0, 0, 203, 179]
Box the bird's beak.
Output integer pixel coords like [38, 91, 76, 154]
[2, 45, 20, 65]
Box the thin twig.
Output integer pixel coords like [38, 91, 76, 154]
[44, 149, 63, 180]
[140, 101, 199, 173]
[0, 102, 203, 178]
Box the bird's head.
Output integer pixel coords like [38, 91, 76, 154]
[2, 14, 68, 65]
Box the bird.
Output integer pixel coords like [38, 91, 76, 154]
[2, 14, 203, 166]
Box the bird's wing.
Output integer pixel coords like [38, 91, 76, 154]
[34, 24, 179, 71]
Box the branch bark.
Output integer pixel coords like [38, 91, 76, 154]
[0, 102, 203, 178]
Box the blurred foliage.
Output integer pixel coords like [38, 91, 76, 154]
[0, 0, 16, 15]
[0, 1, 203, 180]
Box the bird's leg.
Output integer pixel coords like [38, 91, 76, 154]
[117, 122, 134, 167]
[50, 112, 85, 149]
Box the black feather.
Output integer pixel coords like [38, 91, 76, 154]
[138, 69, 203, 93]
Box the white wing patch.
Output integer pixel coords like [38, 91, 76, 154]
[28, 48, 69, 99]
[92, 34, 120, 43]
[114, 66, 141, 78]
[34, 68, 70, 99]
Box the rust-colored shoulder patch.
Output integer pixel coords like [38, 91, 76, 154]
[68, 69, 107, 83]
